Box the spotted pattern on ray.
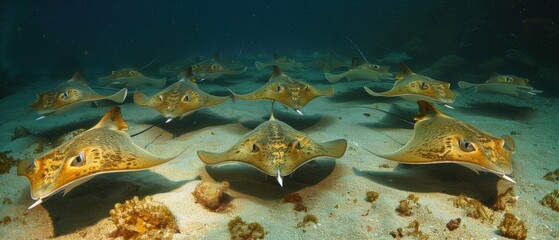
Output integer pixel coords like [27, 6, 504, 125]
[230, 65, 333, 112]
[378, 101, 516, 182]
[134, 68, 228, 120]
[197, 115, 347, 186]
[364, 63, 458, 104]
[458, 73, 542, 99]
[18, 107, 178, 208]
[30, 71, 127, 117]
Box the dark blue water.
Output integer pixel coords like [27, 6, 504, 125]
[1, 0, 558, 97]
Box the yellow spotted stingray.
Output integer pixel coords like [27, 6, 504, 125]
[197, 109, 347, 186]
[229, 65, 334, 115]
[377, 100, 516, 183]
[30, 71, 127, 119]
[18, 107, 181, 209]
[458, 73, 542, 99]
[190, 52, 247, 81]
[134, 67, 229, 122]
[255, 54, 305, 72]
[97, 68, 166, 88]
[325, 57, 393, 83]
[364, 63, 458, 105]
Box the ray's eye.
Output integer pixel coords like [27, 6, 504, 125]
[251, 143, 260, 153]
[505, 76, 513, 82]
[157, 95, 163, 102]
[211, 64, 221, 70]
[304, 85, 310, 91]
[419, 82, 430, 90]
[294, 141, 303, 149]
[372, 64, 380, 70]
[459, 139, 476, 152]
[59, 91, 70, 100]
[182, 93, 190, 102]
[70, 151, 86, 167]
[276, 85, 283, 92]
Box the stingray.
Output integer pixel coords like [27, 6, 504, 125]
[229, 65, 334, 115]
[134, 67, 229, 123]
[97, 68, 166, 88]
[376, 100, 516, 183]
[191, 54, 247, 81]
[197, 108, 347, 186]
[255, 54, 305, 72]
[30, 71, 128, 120]
[325, 57, 393, 83]
[18, 107, 181, 209]
[364, 63, 458, 106]
[458, 73, 543, 99]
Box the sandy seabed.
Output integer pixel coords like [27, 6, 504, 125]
[0, 67, 558, 240]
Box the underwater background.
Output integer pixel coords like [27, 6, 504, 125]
[1, 0, 559, 239]
[1, 0, 559, 95]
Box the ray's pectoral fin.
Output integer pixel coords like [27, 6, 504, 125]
[196, 150, 226, 165]
[319, 86, 335, 97]
[108, 88, 128, 103]
[17, 158, 36, 179]
[93, 107, 128, 130]
[206, 94, 229, 106]
[320, 139, 348, 158]
[133, 90, 150, 106]
[363, 86, 385, 97]
[324, 72, 341, 83]
[457, 81, 476, 89]
[502, 135, 516, 152]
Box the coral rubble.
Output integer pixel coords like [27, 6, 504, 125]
[365, 191, 379, 203]
[396, 194, 420, 217]
[389, 220, 428, 239]
[192, 180, 231, 212]
[228, 216, 266, 240]
[282, 192, 308, 212]
[445, 218, 461, 231]
[296, 214, 318, 228]
[109, 196, 179, 240]
[543, 168, 559, 182]
[493, 187, 517, 211]
[540, 189, 559, 212]
[452, 194, 494, 223]
[498, 213, 527, 240]
[0, 151, 19, 174]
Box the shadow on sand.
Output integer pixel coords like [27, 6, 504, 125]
[205, 159, 336, 200]
[139, 109, 239, 137]
[356, 104, 416, 130]
[353, 163, 503, 206]
[457, 102, 536, 121]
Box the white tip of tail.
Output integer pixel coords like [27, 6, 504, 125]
[276, 170, 284, 187]
[502, 174, 516, 184]
[444, 104, 455, 109]
[28, 198, 43, 209]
